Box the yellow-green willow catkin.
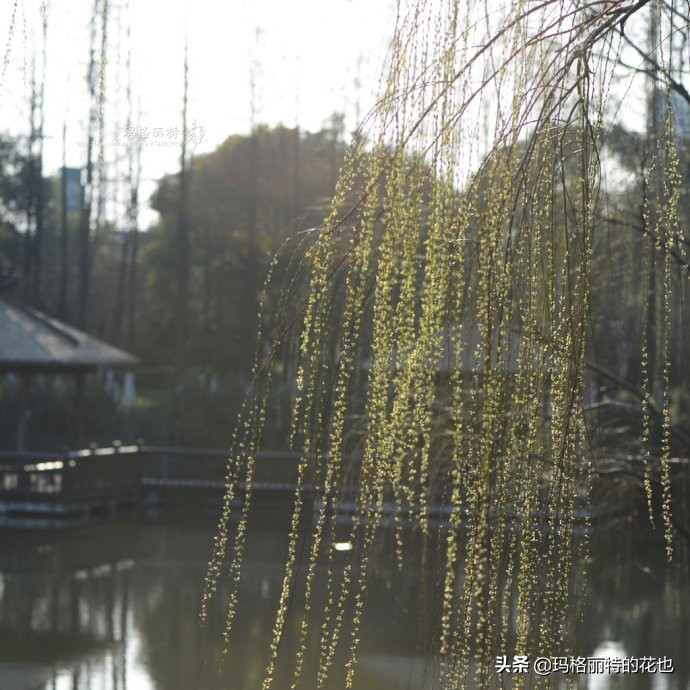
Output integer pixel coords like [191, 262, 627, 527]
[310, 132, 404, 687]
[202, 133, 360, 661]
[482, 11, 540, 673]
[510, 120, 554, 659]
[202, 236, 312, 648]
[260, 139, 371, 690]
[339, 175, 412, 688]
[660, 92, 682, 561]
[201, 1, 690, 688]
[200, 229, 306, 625]
[342, 5, 469, 682]
[438, 10, 475, 686]
[439, 187, 472, 687]
[291, 148, 383, 690]
[640, 173, 656, 524]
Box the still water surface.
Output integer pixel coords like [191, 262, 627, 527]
[0, 517, 686, 690]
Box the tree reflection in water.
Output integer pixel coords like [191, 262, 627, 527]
[0, 519, 686, 690]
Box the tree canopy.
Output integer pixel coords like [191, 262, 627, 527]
[142, 122, 347, 376]
[201, 1, 690, 689]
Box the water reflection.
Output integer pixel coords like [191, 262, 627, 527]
[0, 519, 685, 690]
[573, 524, 690, 690]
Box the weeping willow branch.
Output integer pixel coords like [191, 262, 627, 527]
[586, 360, 690, 448]
[615, 25, 690, 105]
[595, 463, 690, 541]
[203, 1, 688, 688]
[600, 214, 690, 273]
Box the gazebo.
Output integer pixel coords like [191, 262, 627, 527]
[0, 299, 138, 450]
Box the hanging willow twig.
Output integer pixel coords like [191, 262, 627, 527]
[201, 1, 687, 688]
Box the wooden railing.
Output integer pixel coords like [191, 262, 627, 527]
[0, 444, 303, 519]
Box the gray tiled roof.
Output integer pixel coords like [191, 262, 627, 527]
[0, 300, 137, 370]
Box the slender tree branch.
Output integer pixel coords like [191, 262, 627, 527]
[614, 24, 690, 106]
[586, 359, 690, 449]
[599, 214, 690, 273]
[594, 462, 690, 541]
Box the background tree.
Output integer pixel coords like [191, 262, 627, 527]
[141, 123, 348, 380]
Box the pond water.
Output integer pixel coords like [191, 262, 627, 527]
[0, 516, 686, 690]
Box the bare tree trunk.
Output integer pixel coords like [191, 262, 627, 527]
[24, 57, 37, 305]
[59, 121, 69, 320]
[32, 118, 44, 309]
[31, 2, 48, 309]
[293, 125, 300, 225]
[125, 26, 141, 352]
[112, 231, 128, 344]
[77, 0, 100, 328]
[126, 178, 140, 350]
[238, 28, 264, 375]
[176, 29, 191, 364]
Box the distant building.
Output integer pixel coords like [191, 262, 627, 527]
[0, 298, 138, 449]
[669, 91, 690, 141]
[61, 167, 83, 213]
[648, 87, 690, 144]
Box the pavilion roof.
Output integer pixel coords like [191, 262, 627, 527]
[0, 299, 137, 372]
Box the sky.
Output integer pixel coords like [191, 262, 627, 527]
[0, 0, 678, 231]
[0, 0, 395, 226]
